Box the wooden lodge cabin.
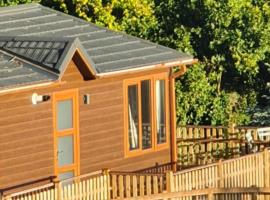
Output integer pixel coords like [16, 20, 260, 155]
[0, 3, 195, 194]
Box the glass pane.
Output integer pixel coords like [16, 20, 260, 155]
[156, 80, 166, 144]
[141, 80, 152, 149]
[128, 85, 139, 151]
[57, 99, 73, 130]
[58, 135, 74, 167]
[59, 171, 74, 181]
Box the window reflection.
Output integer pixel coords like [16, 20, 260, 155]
[141, 80, 152, 149]
[128, 85, 139, 150]
[156, 80, 166, 144]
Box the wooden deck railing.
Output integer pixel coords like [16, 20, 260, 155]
[60, 170, 110, 200]
[0, 175, 56, 197]
[2, 148, 270, 200]
[3, 170, 109, 200]
[109, 149, 270, 200]
[135, 162, 173, 174]
[168, 148, 270, 200]
[115, 187, 270, 200]
[109, 171, 166, 199]
[173, 150, 268, 188]
[176, 125, 270, 168]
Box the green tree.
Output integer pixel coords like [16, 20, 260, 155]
[175, 64, 250, 125]
[154, 0, 270, 125]
[0, 0, 38, 6]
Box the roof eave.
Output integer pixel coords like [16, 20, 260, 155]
[96, 58, 197, 78]
[0, 80, 57, 95]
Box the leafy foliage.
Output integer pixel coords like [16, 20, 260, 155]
[0, 0, 38, 6]
[175, 64, 250, 125]
[154, 0, 270, 125]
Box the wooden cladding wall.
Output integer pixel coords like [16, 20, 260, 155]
[0, 90, 54, 189]
[0, 59, 171, 190]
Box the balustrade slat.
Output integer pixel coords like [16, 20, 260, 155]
[125, 175, 131, 198]
[132, 175, 137, 197]
[139, 176, 144, 196]
[154, 176, 158, 194]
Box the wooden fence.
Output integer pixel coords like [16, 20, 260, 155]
[170, 148, 270, 200]
[3, 170, 109, 200]
[135, 162, 172, 174]
[116, 187, 270, 200]
[176, 125, 270, 168]
[2, 149, 270, 200]
[110, 171, 166, 199]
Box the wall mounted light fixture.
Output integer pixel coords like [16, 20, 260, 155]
[32, 93, 50, 105]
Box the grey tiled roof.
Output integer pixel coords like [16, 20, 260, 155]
[0, 37, 68, 73]
[0, 36, 95, 89]
[0, 49, 57, 89]
[0, 3, 193, 75]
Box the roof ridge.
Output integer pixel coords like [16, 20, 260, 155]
[0, 12, 56, 25]
[0, 18, 73, 33]
[0, 3, 40, 14]
[0, 35, 76, 42]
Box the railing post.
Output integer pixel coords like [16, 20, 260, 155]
[228, 123, 235, 134]
[169, 72, 178, 172]
[264, 148, 270, 187]
[54, 181, 62, 200]
[217, 159, 223, 188]
[111, 173, 117, 199]
[103, 169, 111, 200]
[251, 192, 257, 200]
[166, 171, 174, 193]
[208, 191, 214, 200]
[2, 195, 11, 200]
[229, 123, 237, 159]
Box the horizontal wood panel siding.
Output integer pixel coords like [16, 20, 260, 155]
[77, 64, 171, 174]
[0, 59, 171, 190]
[0, 92, 54, 189]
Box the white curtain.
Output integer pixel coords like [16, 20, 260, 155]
[128, 94, 138, 149]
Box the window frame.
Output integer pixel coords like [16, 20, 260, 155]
[124, 73, 170, 157]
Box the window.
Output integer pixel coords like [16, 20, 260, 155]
[124, 74, 169, 156]
[156, 80, 166, 144]
[128, 85, 139, 150]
